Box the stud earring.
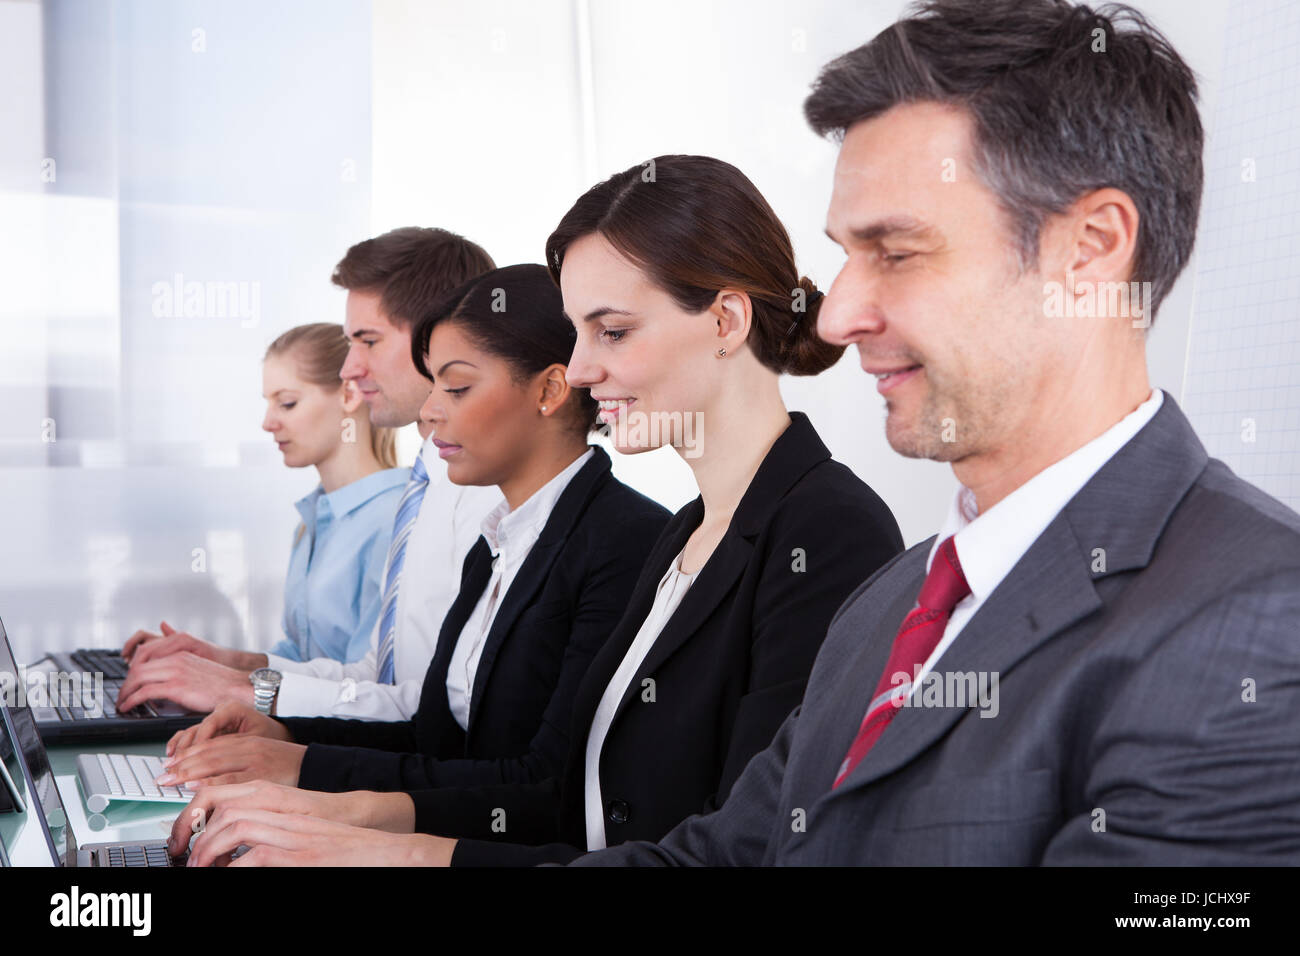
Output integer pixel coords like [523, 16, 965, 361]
[717, 347, 727, 357]
[541, 405, 548, 412]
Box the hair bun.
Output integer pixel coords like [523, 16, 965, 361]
[780, 275, 842, 376]
[795, 275, 823, 306]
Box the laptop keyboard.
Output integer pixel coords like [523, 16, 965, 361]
[34, 648, 199, 725]
[104, 845, 189, 867]
[65, 649, 151, 719]
[72, 648, 129, 681]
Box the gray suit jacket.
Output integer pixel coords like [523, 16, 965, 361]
[572, 391, 1300, 865]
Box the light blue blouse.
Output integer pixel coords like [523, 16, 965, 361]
[270, 467, 409, 664]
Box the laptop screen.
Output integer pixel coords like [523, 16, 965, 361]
[0, 619, 69, 866]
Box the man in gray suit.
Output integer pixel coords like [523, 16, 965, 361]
[574, 0, 1300, 865]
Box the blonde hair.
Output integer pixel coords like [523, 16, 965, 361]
[265, 322, 397, 469]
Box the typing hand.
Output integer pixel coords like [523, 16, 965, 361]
[116, 652, 255, 715]
[166, 701, 291, 757]
[124, 621, 263, 671]
[122, 621, 176, 661]
[156, 734, 306, 790]
[167, 780, 370, 857]
[185, 810, 457, 867]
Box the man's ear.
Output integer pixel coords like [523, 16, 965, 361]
[341, 380, 365, 414]
[1058, 186, 1140, 291]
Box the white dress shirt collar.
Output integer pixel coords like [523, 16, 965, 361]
[927, 388, 1164, 601]
[478, 447, 595, 558]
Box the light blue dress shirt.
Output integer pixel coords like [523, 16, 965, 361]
[270, 467, 409, 664]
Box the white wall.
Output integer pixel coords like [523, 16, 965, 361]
[371, 0, 1231, 545]
[1181, 0, 1300, 514]
[0, 0, 374, 664]
[0, 0, 1246, 666]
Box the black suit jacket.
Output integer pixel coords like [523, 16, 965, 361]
[407, 412, 905, 865]
[278, 446, 671, 792]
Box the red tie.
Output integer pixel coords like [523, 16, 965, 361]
[832, 535, 970, 788]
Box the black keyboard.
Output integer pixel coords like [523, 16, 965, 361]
[66, 649, 151, 719]
[72, 648, 130, 680]
[104, 844, 188, 868]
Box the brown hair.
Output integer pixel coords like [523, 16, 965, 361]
[332, 227, 497, 328]
[545, 155, 842, 376]
[265, 323, 397, 469]
[804, 0, 1202, 321]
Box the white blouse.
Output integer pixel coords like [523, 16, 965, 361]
[584, 545, 699, 850]
[445, 448, 594, 731]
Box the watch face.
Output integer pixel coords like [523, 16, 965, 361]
[250, 668, 282, 686]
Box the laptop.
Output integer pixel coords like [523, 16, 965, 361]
[30, 645, 203, 743]
[0, 620, 186, 867]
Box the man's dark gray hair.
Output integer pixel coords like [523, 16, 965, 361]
[805, 0, 1203, 322]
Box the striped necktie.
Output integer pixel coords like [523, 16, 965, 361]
[832, 535, 970, 788]
[376, 454, 430, 684]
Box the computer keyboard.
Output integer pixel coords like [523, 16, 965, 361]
[35, 648, 153, 721]
[73, 649, 151, 718]
[103, 844, 189, 867]
[71, 648, 129, 681]
[75, 752, 196, 813]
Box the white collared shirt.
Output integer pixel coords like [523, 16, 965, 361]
[267, 437, 503, 720]
[584, 545, 699, 850]
[445, 447, 594, 730]
[912, 389, 1163, 695]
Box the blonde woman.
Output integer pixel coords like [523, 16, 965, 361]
[260, 323, 407, 665]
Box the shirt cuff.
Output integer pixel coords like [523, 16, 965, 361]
[273, 671, 348, 718]
[272, 671, 422, 721]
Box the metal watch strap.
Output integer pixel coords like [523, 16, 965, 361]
[252, 681, 277, 714]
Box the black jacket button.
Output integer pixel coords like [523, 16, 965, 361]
[607, 799, 630, 824]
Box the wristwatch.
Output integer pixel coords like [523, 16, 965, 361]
[249, 668, 283, 715]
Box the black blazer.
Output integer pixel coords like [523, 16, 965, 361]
[408, 412, 905, 865]
[278, 446, 671, 792]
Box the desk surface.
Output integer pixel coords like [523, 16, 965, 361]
[48, 739, 184, 849]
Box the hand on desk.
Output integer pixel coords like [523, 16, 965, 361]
[116, 651, 257, 715]
[166, 701, 291, 757]
[185, 810, 457, 867]
[157, 733, 307, 789]
[166, 779, 418, 857]
[123, 620, 267, 672]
